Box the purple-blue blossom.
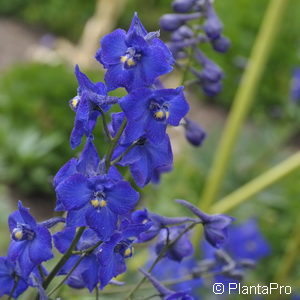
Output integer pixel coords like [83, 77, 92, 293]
[7, 201, 53, 277]
[96, 13, 174, 91]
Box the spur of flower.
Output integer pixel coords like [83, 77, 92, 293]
[96, 13, 174, 91]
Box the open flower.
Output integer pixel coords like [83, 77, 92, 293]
[96, 13, 174, 91]
[120, 87, 189, 144]
[70, 65, 118, 148]
[56, 174, 139, 240]
[0, 257, 29, 299]
[8, 201, 53, 277]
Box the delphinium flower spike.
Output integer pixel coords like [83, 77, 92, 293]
[160, 0, 230, 96]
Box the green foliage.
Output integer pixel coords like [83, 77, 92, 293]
[0, 63, 77, 196]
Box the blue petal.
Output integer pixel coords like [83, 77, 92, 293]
[130, 154, 151, 187]
[8, 241, 27, 261]
[82, 256, 99, 291]
[0, 275, 14, 297]
[18, 201, 37, 228]
[167, 87, 189, 126]
[70, 119, 86, 149]
[106, 181, 139, 214]
[53, 227, 76, 254]
[29, 226, 53, 264]
[8, 211, 23, 232]
[145, 119, 167, 144]
[128, 12, 148, 37]
[18, 246, 35, 277]
[56, 174, 92, 210]
[66, 204, 90, 227]
[120, 88, 150, 121]
[86, 206, 117, 240]
[97, 29, 127, 66]
[104, 63, 134, 91]
[77, 138, 100, 176]
[53, 158, 77, 188]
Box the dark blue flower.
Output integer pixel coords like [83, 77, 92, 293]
[54, 228, 102, 291]
[184, 118, 206, 147]
[140, 269, 194, 300]
[97, 222, 149, 289]
[120, 87, 189, 144]
[70, 65, 118, 149]
[96, 13, 174, 91]
[7, 201, 53, 277]
[155, 225, 194, 262]
[0, 257, 29, 299]
[113, 122, 173, 187]
[56, 172, 139, 240]
[54, 137, 122, 211]
[176, 199, 234, 248]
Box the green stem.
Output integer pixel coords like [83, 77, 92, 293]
[211, 151, 300, 214]
[273, 218, 300, 285]
[110, 141, 138, 166]
[199, 0, 289, 211]
[105, 119, 127, 171]
[125, 222, 197, 299]
[48, 254, 85, 297]
[42, 226, 85, 289]
[8, 277, 19, 300]
[48, 240, 102, 297]
[98, 107, 112, 141]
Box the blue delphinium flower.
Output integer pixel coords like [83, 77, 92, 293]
[96, 13, 174, 91]
[176, 199, 234, 248]
[0, 257, 29, 299]
[54, 137, 122, 211]
[7, 201, 53, 277]
[97, 220, 150, 289]
[120, 87, 189, 144]
[69, 65, 118, 149]
[140, 269, 194, 300]
[155, 225, 194, 262]
[56, 172, 139, 240]
[54, 227, 102, 291]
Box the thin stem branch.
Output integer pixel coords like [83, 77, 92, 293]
[199, 0, 289, 211]
[8, 277, 19, 300]
[125, 222, 197, 299]
[98, 107, 112, 141]
[48, 240, 103, 297]
[110, 141, 138, 166]
[105, 119, 127, 171]
[42, 226, 85, 289]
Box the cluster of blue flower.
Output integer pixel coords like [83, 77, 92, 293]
[160, 0, 230, 96]
[0, 12, 269, 300]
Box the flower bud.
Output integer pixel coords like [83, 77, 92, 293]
[160, 13, 201, 32]
[184, 118, 206, 147]
[212, 36, 231, 53]
[172, 0, 195, 13]
[203, 4, 223, 40]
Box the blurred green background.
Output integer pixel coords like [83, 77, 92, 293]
[0, 0, 300, 298]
